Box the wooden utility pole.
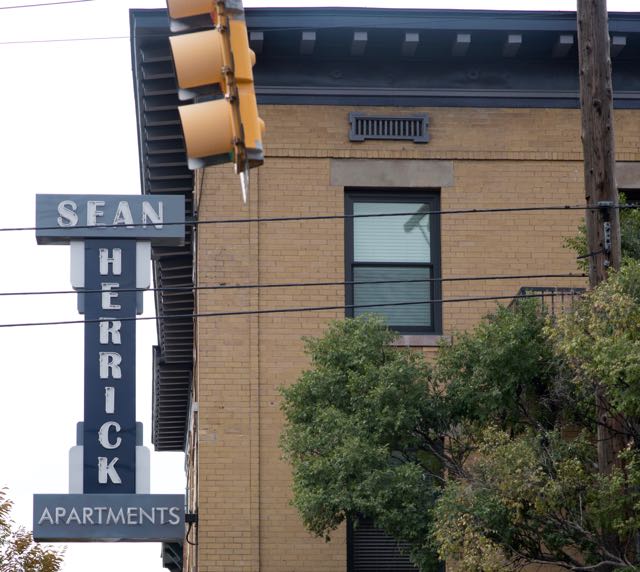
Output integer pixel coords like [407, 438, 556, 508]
[576, 0, 624, 475]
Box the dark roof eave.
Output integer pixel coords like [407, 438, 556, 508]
[130, 7, 640, 34]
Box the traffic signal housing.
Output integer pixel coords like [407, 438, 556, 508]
[166, 0, 265, 186]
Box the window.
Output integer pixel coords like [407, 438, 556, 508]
[345, 190, 441, 334]
[621, 188, 640, 204]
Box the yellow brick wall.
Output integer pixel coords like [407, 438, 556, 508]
[193, 105, 640, 571]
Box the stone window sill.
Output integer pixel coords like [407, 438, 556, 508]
[392, 334, 450, 348]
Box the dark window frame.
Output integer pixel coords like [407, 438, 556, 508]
[344, 188, 442, 335]
[621, 188, 640, 204]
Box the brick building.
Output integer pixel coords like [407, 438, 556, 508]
[130, 7, 640, 571]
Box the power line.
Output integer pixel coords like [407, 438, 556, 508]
[0, 291, 583, 329]
[6, 203, 639, 234]
[187, 204, 592, 227]
[0, 0, 94, 9]
[0, 34, 127, 45]
[0, 273, 585, 298]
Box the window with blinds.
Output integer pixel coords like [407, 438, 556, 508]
[345, 191, 441, 333]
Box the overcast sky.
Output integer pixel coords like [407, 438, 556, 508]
[0, 0, 637, 571]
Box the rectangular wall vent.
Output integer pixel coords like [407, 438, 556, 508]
[350, 518, 418, 571]
[349, 112, 429, 143]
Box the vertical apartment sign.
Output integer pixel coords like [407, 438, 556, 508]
[33, 194, 186, 542]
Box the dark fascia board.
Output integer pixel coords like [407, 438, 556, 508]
[129, 7, 640, 112]
[130, 7, 640, 34]
[245, 7, 640, 33]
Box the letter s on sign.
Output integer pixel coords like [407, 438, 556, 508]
[168, 506, 181, 525]
[57, 200, 78, 227]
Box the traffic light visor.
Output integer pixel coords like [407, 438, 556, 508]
[169, 30, 226, 91]
[178, 99, 234, 160]
[166, 0, 212, 20]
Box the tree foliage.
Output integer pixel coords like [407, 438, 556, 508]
[280, 261, 640, 571]
[565, 192, 640, 271]
[280, 318, 440, 570]
[0, 489, 63, 572]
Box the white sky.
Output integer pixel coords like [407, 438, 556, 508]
[0, 0, 637, 571]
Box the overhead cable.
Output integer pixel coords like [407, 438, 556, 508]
[0, 291, 584, 329]
[0, 273, 586, 298]
[0, 0, 94, 9]
[0, 34, 127, 45]
[4, 203, 640, 234]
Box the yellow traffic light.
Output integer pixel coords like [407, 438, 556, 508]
[166, 0, 265, 198]
[177, 99, 233, 162]
[166, 0, 213, 22]
[169, 30, 226, 98]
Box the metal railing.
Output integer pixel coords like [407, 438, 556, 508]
[510, 286, 586, 317]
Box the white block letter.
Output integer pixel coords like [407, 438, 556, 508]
[99, 248, 122, 276]
[169, 507, 181, 525]
[99, 352, 122, 379]
[113, 201, 134, 227]
[99, 319, 121, 344]
[98, 457, 122, 484]
[98, 421, 122, 450]
[57, 200, 78, 227]
[101, 283, 120, 310]
[87, 200, 106, 226]
[105, 387, 115, 414]
[38, 508, 54, 525]
[142, 201, 163, 228]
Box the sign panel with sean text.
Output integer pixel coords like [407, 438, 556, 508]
[35, 194, 185, 245]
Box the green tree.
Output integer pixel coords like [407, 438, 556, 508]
[280, 317, 441, 570]
[565, 192, 640, 270]
[0, 489, 63, 572]
[280, 263, 640, 570]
